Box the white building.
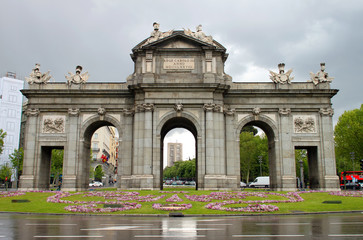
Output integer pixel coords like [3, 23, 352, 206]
[0, 73, 24, 165]
[91, 126, 118, 168]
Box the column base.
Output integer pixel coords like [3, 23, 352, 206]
[119, 175, 154, 189]
[202, 175, 239, 190]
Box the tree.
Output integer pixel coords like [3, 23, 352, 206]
[163, 159, 196, 180]
[241, 125, 258, 136]
[94, 165, 104, 182]
[50, 149, 63, 185]
[240, 130, 269, 183]
[334, 104, 363, 173]
[0, 129, 6, 155]
[9, 148, 24, 179]
[0, 163, 12, 181]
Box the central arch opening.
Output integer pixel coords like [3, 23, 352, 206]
[240, 120, 277, 189]
[160, 117, 197, 190]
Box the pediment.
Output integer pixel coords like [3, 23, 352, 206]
[159, 39, 201, 49]
[132, 31, 225, 52]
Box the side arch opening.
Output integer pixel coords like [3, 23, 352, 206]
[160, 117, 198, 190]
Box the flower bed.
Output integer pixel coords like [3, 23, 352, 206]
[0, 192, 26, 198]
[166, 194, 184, 202]
[65, 202, 141, 213]
[152, 203, 192, 211]
[185, 191, 304, 203]
[205, 201, 279, 213]
[329, 191, 363, 197]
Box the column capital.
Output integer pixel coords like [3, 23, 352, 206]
[25, 108, 40, 117]
[223, 107, 235, 116]
[279, 108, 291, 115]
[123, 108, 135, 116]
[203, 103, 215, 112]
[143, 103, 154, 112]
[319, 107, 334, 116]
[68, 108, 80, 117]
[213, 104, 222, 112]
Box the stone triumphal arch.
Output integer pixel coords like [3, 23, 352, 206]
[19, 24, 339, 191]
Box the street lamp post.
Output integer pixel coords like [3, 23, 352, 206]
[299, 159, 305, 189]
[258, 156, 263, 176]
[350, 152, 355, 171]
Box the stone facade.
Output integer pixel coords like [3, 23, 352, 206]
[19, 28, 339, 191]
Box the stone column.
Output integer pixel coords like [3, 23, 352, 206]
[62, 108, 80, 191]
[132, 104, 145, 175]
[278, 108, 295, 191]
[224, 107, 239, 188]
[19, 108, 40, 190]
[319, 107, 339, 190]
[213, 104, 225, 175]
[143, 103, 154, 175]
[119, 108, 134, 189]
[203, 103, 215, 175]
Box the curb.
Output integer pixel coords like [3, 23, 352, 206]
[0, 210, 362, 218]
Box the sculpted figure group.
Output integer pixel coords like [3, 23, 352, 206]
[269, 63, 294, 84]
[269, 62, 333, 85]
[25, 63, 52, 85]
[65, 65, 89, 86]
[309, 63, 334, 85]
[26, 64, 89, 86]
[143, 22, 214, 46]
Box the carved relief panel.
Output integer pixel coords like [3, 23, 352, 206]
[293, 115, 317, 133]
[42, 115, 66, 133]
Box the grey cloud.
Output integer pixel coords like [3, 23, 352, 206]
[1, 0, 362, 125]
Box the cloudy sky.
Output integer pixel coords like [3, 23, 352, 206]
[1, 0, 362, 163]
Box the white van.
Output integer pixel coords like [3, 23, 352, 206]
[249, 176, 270, 188]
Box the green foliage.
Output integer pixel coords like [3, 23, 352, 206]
[94, 165, 104, 181]
[89, 167, 95, 180]
[0, 129, 6, 155]
[334, 104, 363, 173]
[163, 159, 196, 180]
[0, 163, 12, 181]
[240, 130, 268, 183]
[241, 125, 258, 135]
[50, 150, 63, 184]
[295, 149, 309, 185]
[9, 148, 24, 177]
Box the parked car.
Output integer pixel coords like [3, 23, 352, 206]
[342, 182, 361, 190]
[185, 181, 196, 186]
[240, 182, 247, 188]
[164, 180, 173, 185]
[249, 176, 270, 188]
[89, 181, 103, 187]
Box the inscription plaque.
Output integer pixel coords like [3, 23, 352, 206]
[163, 58, 195, 70]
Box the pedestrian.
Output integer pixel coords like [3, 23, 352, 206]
[57, 181, 62, 191]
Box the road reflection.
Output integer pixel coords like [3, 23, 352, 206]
[0, 212, 362, 239]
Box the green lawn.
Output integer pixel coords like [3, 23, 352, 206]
[0, 188, 362, 215]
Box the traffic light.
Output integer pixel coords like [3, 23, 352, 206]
[360, 159, 363, 171]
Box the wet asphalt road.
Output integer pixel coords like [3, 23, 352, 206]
[0, 212, 362, 240]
